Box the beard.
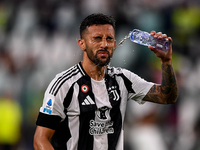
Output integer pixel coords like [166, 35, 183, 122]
[86, 49, 113, 67]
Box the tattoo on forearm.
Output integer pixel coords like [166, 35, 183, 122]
[144, 64, 178, 104]
[161, 64, 178, 103]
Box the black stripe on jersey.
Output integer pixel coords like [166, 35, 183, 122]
[78, 111, 95, 150]
[117, 73, 135, 94]
[77, 75, 97, 150]
[108, 101, 122, 149]
[51, 117, 71, 150]
[63, 83, 75, 113]
[49, 65, 77, 95]
[104, 74, 122, 149]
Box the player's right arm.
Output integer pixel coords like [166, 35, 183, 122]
[34, 126, 55, 150]
[143, 31, 178, 104]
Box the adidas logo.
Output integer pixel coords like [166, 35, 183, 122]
[82, 95, 95, 105]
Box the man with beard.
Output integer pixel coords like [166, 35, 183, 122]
[33, 13, 178, 150]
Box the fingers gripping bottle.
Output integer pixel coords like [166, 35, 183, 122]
[129, 29, 171, 52]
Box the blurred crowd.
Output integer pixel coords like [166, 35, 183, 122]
[0, 0, 200, 150]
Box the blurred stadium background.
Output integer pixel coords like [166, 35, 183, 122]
[0, 0, 200, 149]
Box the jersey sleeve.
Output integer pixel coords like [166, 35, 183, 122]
[122, 69, 154, 104]
[36, 74, 67, 130]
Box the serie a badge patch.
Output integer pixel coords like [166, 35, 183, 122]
[43, 98, 54, 114]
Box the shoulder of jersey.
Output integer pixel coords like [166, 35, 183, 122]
[107, 66, 123, 76]
[49, 64, 83, 96]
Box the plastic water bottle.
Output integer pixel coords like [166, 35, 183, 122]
[129, 29, 171, 51]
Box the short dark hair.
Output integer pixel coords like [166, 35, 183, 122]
[79, 13, 116, 38]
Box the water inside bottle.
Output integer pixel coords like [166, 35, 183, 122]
[114, 29, 171, 52]
[130, 29, 170, 51]
[129, 29, 154, 47]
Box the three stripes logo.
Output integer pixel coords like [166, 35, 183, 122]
[82, 95, 95, 105]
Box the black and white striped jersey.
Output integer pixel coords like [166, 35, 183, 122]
[36, 62, 154, 150]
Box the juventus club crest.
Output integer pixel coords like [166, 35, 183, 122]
[108, 86, 120, 101]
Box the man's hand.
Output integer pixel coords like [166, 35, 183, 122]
[148, 31, 173, 65]
[143, 31, 178, 104]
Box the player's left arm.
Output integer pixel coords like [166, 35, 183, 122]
[143, 31, 178, 104]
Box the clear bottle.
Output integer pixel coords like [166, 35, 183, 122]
[129, 29, 171, 51]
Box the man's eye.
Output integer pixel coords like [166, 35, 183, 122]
[107, 37, 113, 41]
[94, 37, 102, 40]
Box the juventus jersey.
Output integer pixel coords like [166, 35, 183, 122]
[36, 62, 154, 150]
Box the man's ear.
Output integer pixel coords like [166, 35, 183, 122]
[78, 39, 86, 51]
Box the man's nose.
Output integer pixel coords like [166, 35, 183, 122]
[101, 39, 108, 48]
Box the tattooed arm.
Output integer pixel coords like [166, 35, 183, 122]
[143, 63, 178, 104]
[143, 31, 178, 104]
